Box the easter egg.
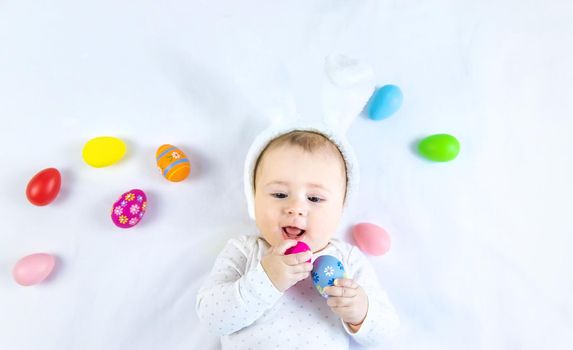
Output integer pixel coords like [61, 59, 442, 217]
[26, 168, 61, 206]
[156, 144, 190, 182]
[418, 134, 460, 162]
[13, 253, 56, 286]
[367, 85, 403, 120]
[82, 136, 126, 168]
[311, 255, 348, 298]
[285, 241, 311, 262]
[352, 223, 391, 256]
[111, 189, 147, 228]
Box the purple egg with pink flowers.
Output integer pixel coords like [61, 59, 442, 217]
[111, 189, 147, 228]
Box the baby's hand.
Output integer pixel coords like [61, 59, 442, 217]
[261, 240, 313, 292]
[324, 279, 368, 331]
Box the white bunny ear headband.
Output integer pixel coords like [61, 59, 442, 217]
[244, 54, 375, 220]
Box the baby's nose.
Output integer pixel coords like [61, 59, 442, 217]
[286, 206, 306, 216]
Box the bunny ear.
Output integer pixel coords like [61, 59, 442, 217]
[264, 64, 297, 125]
[259, 54, 374, 132]
[283, 57, 325, 125]
[322, 54, 375, 133]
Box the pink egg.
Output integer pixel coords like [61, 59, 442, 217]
[111, 189, 147, 228]
[285, 241, 311, 262]
[352, 223, 391, 256]
[13, 253, 56, 286]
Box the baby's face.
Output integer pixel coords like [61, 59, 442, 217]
[254, 144, 346, 252]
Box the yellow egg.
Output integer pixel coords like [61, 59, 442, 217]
[82, 136, 127, 168]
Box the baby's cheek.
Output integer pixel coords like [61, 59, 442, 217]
[262, 219, 283, 245]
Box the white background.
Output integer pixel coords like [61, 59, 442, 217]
[1, 1, 572, 349]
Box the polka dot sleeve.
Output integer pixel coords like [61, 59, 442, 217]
[341, 245, 400, 346]
[196, 235, 283, 336]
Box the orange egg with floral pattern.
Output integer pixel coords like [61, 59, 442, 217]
[155, 144, 190, 182]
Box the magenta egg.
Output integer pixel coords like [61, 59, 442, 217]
[13, 253, 56, 286]
[111, 189, 147, 228]
[285, 241, 311, 262]
[352, 223, 391, 256]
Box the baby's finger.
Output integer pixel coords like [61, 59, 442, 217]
[289, 262, 313, 274]
[327, 296, 353, 308]
[334, 278, 358, 289]
[284, 251, 312, 266]
[293, 271, 311, 281]
[274, 240, 299, 255]
[324, 286, 358, 298]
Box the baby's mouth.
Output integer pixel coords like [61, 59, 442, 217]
[282, 226, 306, 240]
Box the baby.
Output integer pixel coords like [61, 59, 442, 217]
[196, 127, 399, 349]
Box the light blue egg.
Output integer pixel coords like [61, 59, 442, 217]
[367, 84, 403, 120]
[311, 255, 348, 298]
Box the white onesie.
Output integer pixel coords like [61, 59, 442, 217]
[196, 234, 399, 349]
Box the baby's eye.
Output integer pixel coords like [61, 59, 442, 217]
[271, 193, 287, 199]
[308, 196, 323, 203]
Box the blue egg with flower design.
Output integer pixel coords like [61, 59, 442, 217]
[311, 255, 348, 298]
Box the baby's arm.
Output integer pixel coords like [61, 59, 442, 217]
[327, 246, 400, 346]
[195, 236, 283, 336]
[324, 278, 368, 326]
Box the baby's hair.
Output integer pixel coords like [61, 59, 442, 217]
[253, 130, 348, 199]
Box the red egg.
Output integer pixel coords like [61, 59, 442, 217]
[26, 168, 62, 206]
[352, 223, 391, 256]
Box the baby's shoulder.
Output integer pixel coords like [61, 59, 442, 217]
[228, 233, 259, 245]
[224, 234, 268, 255]
[327, 238, 358, 256]
[326, 239, 369, 267]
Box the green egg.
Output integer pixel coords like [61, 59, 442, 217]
[418, 134, 460, 162]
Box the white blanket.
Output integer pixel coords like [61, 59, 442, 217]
[1, 1, 572, 349]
